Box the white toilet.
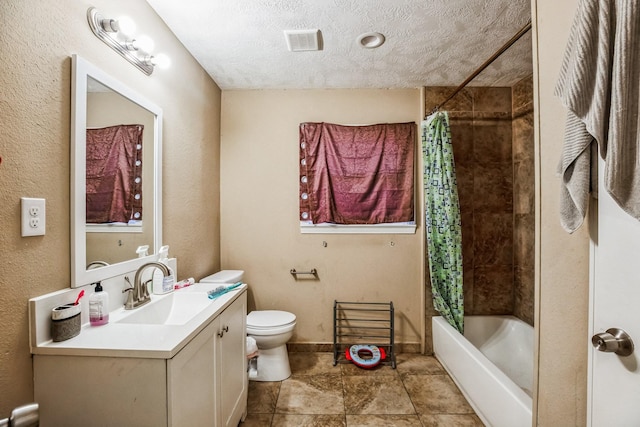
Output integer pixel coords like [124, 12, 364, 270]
[200, 270, 297, 382]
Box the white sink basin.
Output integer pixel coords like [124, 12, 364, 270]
[117, 292, 212, 325]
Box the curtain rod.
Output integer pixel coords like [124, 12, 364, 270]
[426, 20, 532, 118]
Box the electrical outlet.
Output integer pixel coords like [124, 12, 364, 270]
[21, 197, 46, 237]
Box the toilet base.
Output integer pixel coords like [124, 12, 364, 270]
[249, 344, 291, 382]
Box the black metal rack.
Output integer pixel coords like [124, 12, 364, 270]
[333, 300, 396, 368]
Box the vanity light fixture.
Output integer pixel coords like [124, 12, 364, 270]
[87, 7, 169, 75]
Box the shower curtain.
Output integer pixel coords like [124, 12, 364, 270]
[422, 112, 464, 333]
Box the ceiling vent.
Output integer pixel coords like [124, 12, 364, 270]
[284, 29, 322, 52]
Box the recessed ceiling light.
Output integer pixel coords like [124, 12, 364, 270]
[357, 32, 385, 49]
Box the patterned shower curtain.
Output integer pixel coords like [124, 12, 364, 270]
[422, 112, 464, 333]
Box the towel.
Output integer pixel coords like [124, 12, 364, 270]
[555, 0, 640, 232]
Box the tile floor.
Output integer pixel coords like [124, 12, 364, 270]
[242, 352, 484, 427]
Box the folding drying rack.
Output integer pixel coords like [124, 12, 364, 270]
[333, 300, 396, 368]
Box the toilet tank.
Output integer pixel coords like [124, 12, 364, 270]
[200, 270, 244, 283]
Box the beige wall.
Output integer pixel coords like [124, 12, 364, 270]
[220, 89, 424, 349]
[533, 0, 590, 425]
[0, 0, 221, 414]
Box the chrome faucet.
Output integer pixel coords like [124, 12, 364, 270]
[86, 260, 110, 270]
[123, 262, 171, 309]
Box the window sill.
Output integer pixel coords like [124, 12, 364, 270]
[300, 222, 416, 234]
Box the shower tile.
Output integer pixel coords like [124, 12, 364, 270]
[462, 267, 475, 314]
[473, 212, 513, 265]
[346, 414, 423, 426]
[424, 87, 473, 113]
[455, 165, 474, 214]
[473, 122, 513, 165]
[395, 354, 445, 376]
[512, 75, 534, 115]
[289, 352, 339, 376]
[513, 160, 535, 215]
[514, 214, 535, 267]
[276, 374, 344, 415]
[420, 414, 485, 426]
[343, 375, 415, 415]
[247, 381, 281, 414]
[473, 164, 513, 213]
[271, 414, 346, 426]
[241, 413, 273, 426]
[514, 265, 535, 326]
[471, 87, 512, 113]
[473, 265, 514, 314]
[449, 119, 474, 168]
[472, 111, 512, 121]
[513, 114, 534, 162]
[402, 374, 475, 415]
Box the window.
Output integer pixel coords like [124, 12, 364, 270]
[299, 122, 416, 233]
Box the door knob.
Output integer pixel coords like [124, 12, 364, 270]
[591, 328, 634, 356]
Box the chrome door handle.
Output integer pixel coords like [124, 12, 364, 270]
[591, 328, 634, 356]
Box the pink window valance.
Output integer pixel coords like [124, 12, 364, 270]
[299, 122, 415, 225]
[86, 124, 144, 224]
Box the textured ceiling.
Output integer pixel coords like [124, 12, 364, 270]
[146, 0, 532, 90]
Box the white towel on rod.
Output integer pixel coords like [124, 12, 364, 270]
[555, 0, 640, 233]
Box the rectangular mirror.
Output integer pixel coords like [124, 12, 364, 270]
[71, 54, 163, 287]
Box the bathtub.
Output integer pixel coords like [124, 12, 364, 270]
[432, 315, 533, 427]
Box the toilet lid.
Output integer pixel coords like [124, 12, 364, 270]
[247, 310, 296, 328]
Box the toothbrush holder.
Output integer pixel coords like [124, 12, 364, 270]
[51, 304, 81, 342]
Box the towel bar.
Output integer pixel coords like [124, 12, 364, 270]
[290, 268, 317, 276]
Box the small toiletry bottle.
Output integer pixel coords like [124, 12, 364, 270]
[89, 281, 109, 326]
[152, 245, 175, 294]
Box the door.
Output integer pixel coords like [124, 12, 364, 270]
[589, 155, 640, 425]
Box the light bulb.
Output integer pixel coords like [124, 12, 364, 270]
[133, 35, 154, 53]
[152, 53, 171, 69]
[116, 16, 136, 36]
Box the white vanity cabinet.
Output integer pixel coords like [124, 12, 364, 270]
[168, 291, 248, 427]
[33, 290, 247, 427]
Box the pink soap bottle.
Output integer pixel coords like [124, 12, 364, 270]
[89, 282, 109, 326]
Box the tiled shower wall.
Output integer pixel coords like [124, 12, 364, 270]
[423, 79, 534, 351]
[512, 76, 535, 326]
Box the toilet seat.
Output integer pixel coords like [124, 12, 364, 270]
[247, 310, 296, 336]
[247, 310, 296, 328]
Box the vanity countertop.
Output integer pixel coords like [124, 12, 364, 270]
[30, 283, 247, 359]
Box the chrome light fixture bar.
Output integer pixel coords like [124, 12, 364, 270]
[87, 7, 155, 75]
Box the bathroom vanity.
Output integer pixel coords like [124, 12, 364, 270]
[31, 285, 248, 427]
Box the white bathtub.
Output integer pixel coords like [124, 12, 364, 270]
[432, 315, 533, 427]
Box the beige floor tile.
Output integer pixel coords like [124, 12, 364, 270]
[340, 360, 398, 377]
[271, 414, 347, 426]
[395, 354, 446, 376]
[420, 413, 485, 426]
[242, 412, 273, 426]
[402, 374, 474, 415]
[346, 414, 423, 426]
[289, 352, 341, 376]
[247, 381, 281, 414]
[276, 374, 344, 415]
[343, 375, 415, 415]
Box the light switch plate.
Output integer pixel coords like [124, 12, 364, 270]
[21, 197, 46, 236]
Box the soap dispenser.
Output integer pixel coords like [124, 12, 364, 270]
[89, 281, 109, 326]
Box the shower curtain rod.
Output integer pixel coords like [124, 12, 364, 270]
[426, 20, 532, 118]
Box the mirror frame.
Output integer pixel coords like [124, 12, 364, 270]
[71, 54, 163, 287]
